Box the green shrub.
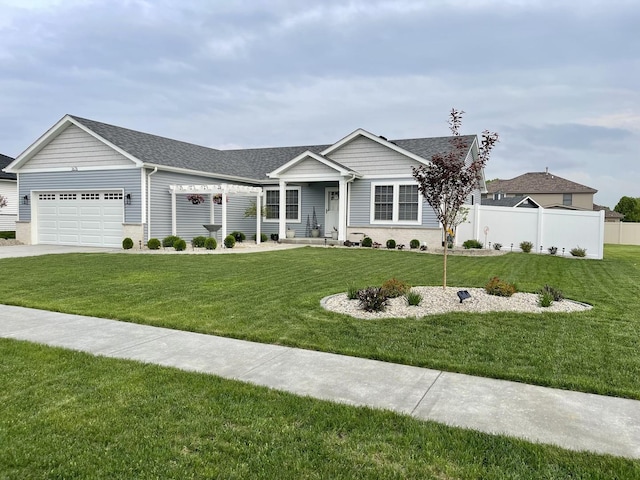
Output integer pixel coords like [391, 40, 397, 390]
[570, 246, 587, 257]
[519, 241, 533, 253]
[548, 246, 558, 255]
[493, 243, 502, 251]
[462, 239, 483, 249]
[381, 277, 410, 298]
[162, 235, 180, 248]
[122, 237, 134, 250]
[0, 231, 16, 239]
[147, 238, 161, 250]
[485, 276, 516, 297]
[386, 239, 396, 249]
[361, 237, 373, 248]
[539, 284, 564, 301]
[230, 231, 246, 242]
[357, 287, 388, 312]
[204, 237, 217, 250]
[539, 291, 554, 308]
[409, 239, 420, 249]
[405, 290, 422, 306]
[253, 233, 269, 242]
[192, 236, 207, 248]
[174, 239, 187, 251]
[346, 284, 359, 300]
[224, 235, 236, 249]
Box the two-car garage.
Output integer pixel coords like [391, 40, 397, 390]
[36, 191, 124, 247]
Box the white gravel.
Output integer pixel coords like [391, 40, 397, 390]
[321, 286, 592, 319]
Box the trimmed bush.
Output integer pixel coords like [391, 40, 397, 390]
[381, 277, 410, 298]
[0, 231, 16, 239]
[204, 237, 217, 250]
[386, 239, 396, 249]
[224, 235, 236, 249]
[174, 239, 187, 251]
[192, 236, 207, 248]
[147, 238, 161, 250]
[162, 235, 180, 248]
[405, 290, 422, 306]
[539, 284, 564, 302]
[485, 276, 516, 297]
[409, 239, 420, 249]
[539, 291, 554, 308]
[122, 237, 134, 250]
[519, 241, 533, 253]
[548, 246, 558, 255]
[357, 286, 388, 312]
[570, 246, 587, 257]
[253, 233, 269, 242]
[493, 243, 502, 251]
[230, 231, 246, 242]
[361, 237, 373, 248]
[270, 233, 279, 241]
[462, 239, 483, 249]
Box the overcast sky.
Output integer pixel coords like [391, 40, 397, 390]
[1, 0, 638, 208]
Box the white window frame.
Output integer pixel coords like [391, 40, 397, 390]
[370, 181, 422, 225]
[263, 186, 302, 223]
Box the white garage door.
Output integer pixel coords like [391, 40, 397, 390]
[37, 191, 124, 247]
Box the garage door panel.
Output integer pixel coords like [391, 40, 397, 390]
[58, 206, 80, 216]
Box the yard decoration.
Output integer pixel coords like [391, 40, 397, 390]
[412, 108, 499, 288]
[187, 194, 205, 205]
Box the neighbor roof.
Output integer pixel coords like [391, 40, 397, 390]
[593, 204, 624, 220]
[69, 116, 476, 181]
[486, 172, 597, 195]
[0, 153, 17, 180]
[481, 196, 540, 208]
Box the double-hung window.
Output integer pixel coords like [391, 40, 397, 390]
[264, 187, 301, 222]
[371, 182, 421, 224]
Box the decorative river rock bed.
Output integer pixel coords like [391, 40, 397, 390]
[321, 286, 592, 320]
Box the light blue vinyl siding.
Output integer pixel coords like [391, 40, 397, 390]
[349, 179, 439, 228]
[18, 169, 142, 223]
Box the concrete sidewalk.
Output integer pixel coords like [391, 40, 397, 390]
[1, 304, 639, 460]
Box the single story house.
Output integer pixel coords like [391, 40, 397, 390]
[0, 153, 17, 232]
[593, 204, 624, 223]
[3, 115, 484, 248]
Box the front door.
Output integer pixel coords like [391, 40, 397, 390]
[325, 187, 339, 236]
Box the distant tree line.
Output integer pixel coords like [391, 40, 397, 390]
[614, 196, 640, 222]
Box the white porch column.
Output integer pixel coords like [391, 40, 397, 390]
[338, 179, 347, 241]
[221, 192, 228, 244]
[278, 180, 287, 240]
[255, 193, 262, 244]
[209, 194, 215, 224]
[171, 190, 177, 235]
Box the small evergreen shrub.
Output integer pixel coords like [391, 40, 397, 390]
[357, 287, 388, 312]
[204, 237, 217, 250]
[539, 291, 554, 308]
[147, 238, 161, 250]
[270, 233, 279, 241]
[224, 235, 236, 249]
[405, 290, 422, 306]
[0, 231, 16, 239]
[409, 239, 420, 249]
[162, 235, 180, 248]
[570, 246, 587, 257]
[346, 284, 359, 300]
[253, 233, 269, 242]
[361, 237, 373, 248]
[493, 243, 502, 251]
[231, 231, 246, 242]
[548, 246, 558, 255]
[192, 236, 207, 248]
[539, 284, 564, 302]
[485, 276, 517, 297]
[462, 239, 483, 249]
[519, 241, 533, 253]
[381, 277, 410, 298]
[122, 237, 134, 250]
[386, 239, 396, 249]
[174, 238, 187, 251]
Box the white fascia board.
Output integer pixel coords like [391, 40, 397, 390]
[271, 175, 344, 183]
[144, 163, 262, 185]
[515, 196, 542, 208]
[267, 151, 352, 178]
[16, 165, 141, 174]
[320, 128, 430, 166]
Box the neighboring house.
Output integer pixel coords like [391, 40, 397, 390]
[4, 115, 483, 248]
[593, 204, 624, 223]
[484, 169, 597, 210]
[0, 153, 18, 232]
[481, 196, 541, 208]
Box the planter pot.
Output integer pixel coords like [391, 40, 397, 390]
[311, 229, 320, 238]
[331, 231, 338, 240]
[286, 229, 296, 239]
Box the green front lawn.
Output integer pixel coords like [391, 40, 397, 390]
[0, 245, 639, 399]
[2, 339, 638, 479]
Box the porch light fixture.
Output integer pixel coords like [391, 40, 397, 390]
[22, 195, 29, 205]
[125, 193, 132, 205]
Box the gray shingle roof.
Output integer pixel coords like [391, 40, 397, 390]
[481, 196, 540, 208]
[593, 203, 624, 219]
[0, 153, 16, 181]
[71, 116, 475, 181]
[486, 172, 597, 195]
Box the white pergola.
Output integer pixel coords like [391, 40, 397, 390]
[169, 184, 263, 244]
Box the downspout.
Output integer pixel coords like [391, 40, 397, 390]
[146, 167, 158, 241]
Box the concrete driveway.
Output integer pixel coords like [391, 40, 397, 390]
[0, 244, 120, 259]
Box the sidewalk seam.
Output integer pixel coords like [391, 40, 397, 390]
[410, 371, 443, 416]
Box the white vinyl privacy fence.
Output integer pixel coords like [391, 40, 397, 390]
[457, 205, 605, 259]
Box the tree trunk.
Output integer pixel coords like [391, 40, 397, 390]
[443, 239, 448, 288]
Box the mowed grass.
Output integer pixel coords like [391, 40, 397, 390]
[0, 245, 639, 399]
[2, 339, 638, 479]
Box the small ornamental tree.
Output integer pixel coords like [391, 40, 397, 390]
[412, 109, 499, 287]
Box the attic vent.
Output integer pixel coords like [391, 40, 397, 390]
[379, 135, 387, 141]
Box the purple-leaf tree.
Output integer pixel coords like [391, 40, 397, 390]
[412, 109, 499, 287]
